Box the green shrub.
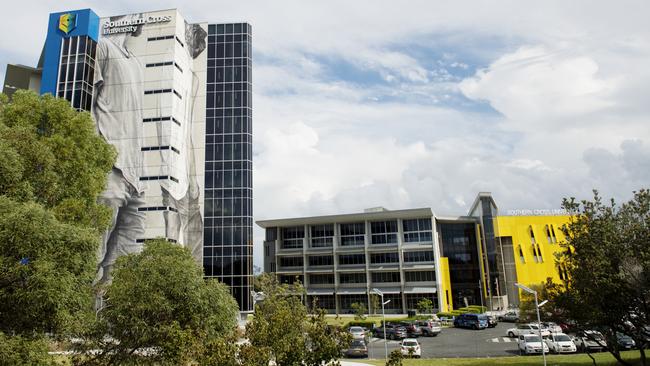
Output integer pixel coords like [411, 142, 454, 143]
[465, 305, 487, 313]
[436, 311, 455, 318]
[346, 320, 377, 328]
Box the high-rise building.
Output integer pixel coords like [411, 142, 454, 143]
[3, 8, 253, 312]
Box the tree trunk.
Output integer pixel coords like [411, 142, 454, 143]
[607, 348, 631, 366]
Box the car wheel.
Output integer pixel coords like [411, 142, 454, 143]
[508, 331, 515, 338]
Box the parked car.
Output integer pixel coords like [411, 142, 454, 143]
[400, 338, 421, 358]
[545, 333, 577, 354]
[348, 326, 367, 341]
[374, 324, 407, 340]
[416, 320, 442, 337]
[398, 321, 422, 338]
[573, 330, 607, 352]
[616, 332, 636, 350]
[498, 311, 520, 323]
[344, 339, 368, 358]
[518, 334, 550, 355]
[487, 315, 498, 328]
[454, 313, 488, 330]
[541, 322, 563, 334]
[507, 323, 551, 338]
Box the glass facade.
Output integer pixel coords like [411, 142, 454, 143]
[439, 223, 481, 307]
[56, 35, 97, 111]
[204, 23, 253, 312]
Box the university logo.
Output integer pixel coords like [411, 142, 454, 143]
[58, 13, 77, 35]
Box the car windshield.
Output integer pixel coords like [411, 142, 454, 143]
[526, 336, 541, 342]
[554, 335, 571, 342]
[403, 341, 418, 347]
[349, 327, 363, 332]
[531, 325, 540, 330]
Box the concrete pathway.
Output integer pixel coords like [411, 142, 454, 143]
[340, 361, 373, 366]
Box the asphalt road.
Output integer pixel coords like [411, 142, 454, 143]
[346, 322, 525, 360]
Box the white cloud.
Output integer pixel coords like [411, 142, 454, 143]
[2, 0, 649, 271]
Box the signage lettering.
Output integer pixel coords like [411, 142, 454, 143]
[102, 15, 172, 35]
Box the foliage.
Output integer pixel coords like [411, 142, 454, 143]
[351, 301, 368, 320]
[0, 90, 115, 231]
[0, 197, 97, 336]
[370, 293, 381, 315]
[346, 320, 378, 328]
[246, 273, 352, 366]
[386, 349, 404, 366]
[0, 332, 54, 366]
[550, 189, 650, 366]
[74, 239, 239, 365]
[417, 298, 434, 314]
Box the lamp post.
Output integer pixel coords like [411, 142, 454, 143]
[515, 283, 546, 366]
[372, 288, 390, 362]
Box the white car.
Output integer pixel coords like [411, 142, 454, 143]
[400, 338, 421, 358]
[545, 333, 577, 353]
[518, 334, 550, 355]
[541, 322, 563, 334]
[507, 323, 551, 338]
[348, 326, 367, 340]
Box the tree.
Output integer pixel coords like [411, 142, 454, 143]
[0, 91, 115, 364]
[75, 239, 239, 365]
[551, 189, 650, 366]
[246, 273, 352, 366]
[416, 298, 434, 315]
[351, 302, 367, 320]
[369, 293, 381, 315]
[385, 349, 403, 366]
[0, 91, 116, 231]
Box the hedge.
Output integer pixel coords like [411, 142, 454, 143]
[346, 320, 377, 328]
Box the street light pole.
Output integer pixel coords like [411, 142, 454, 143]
[515, 283, 547, 366]
[373, 288, 389, 362]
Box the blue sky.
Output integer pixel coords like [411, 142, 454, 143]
[2, 1, 649, 269]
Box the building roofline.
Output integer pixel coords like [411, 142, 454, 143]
[256, 207, 434, 228]
[467, 192, 498, 216]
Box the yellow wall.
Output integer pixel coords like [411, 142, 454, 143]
[495, 215, 571, 288]
[438, 257, 453, 312]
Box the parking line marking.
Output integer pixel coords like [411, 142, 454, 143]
[491, 338, 499, 342]
[502, 337, 512, 343]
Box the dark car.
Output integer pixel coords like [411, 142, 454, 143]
[487, 315, 498, 328]
[616, 333, 636, 350]
[454, 313, 488, 330]
[398, 321, 422, 338]
[374, 324, 407, 340]
[344, 339, 368, 358]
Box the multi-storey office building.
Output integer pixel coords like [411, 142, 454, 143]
[258, 193, 570, 314]
[3, 8, 253, 312]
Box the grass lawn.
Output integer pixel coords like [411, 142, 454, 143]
[359, 350, 643, 366]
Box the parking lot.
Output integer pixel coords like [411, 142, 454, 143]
[345, 323, 528, 360]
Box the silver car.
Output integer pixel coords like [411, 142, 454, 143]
[348, 326, 367, 341]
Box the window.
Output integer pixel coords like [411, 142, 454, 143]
[279, 275, 303, 285]
[340, 295, 367, 310]
[371, 220, 398, 245]
[279, 256, 303, 267]
[371, 272, 400, 283]
[308, 255, 333, 267]
[403, 218, 433, 243]
[403, 251, 434, 263]
[340, 223, 365, 246]
[405, 271, 435, 282]
[338, 254, 365, 266]
[370, 252, 399, 264]
[339, 273, 366, 284]
[281, 226, 304, 249]
[545, 225, 553, 244]
[309, 274, 334, 285]
[310, 224, 333, 247]
[265, 228, 277, 241]
[518, 245, 525, 264]
[529, 226, 537, 245]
